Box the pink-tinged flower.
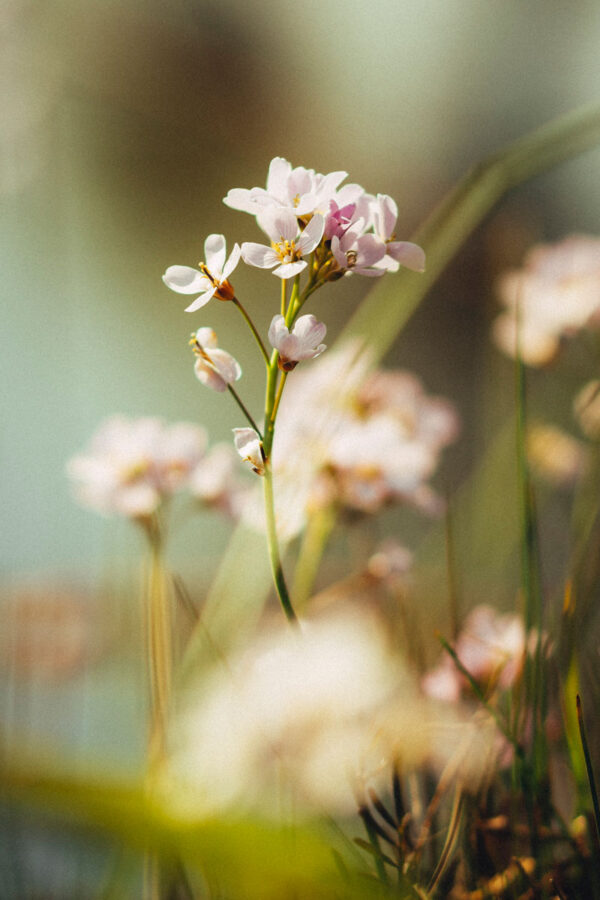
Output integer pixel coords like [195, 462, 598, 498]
[241, 208, 324, 279]
[163, 234, 241, 312]
[223, 156, 348, 218]
[233, 427, 265, 475]
[268, 314, 327, 371]
[67, 416, 207, 518]
[331, 220, 386, 277]
[493, 235, 600, 366]
[371, 194, 426, 273]
[189, 443, 250, 517]
[191, 327, 242, 393]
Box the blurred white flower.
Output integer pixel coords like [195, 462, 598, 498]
[492, 235, 600, 366]
[163, 234, 240, 312]
[241, 208, 324, 279]
[233, 427, 265, 476]
[167, 606, 494, 819]
[268, 314, 327, 370]
[191, 327, 242, 392]
[224, 156, 348, 218]
[527, 422, 587, 486]
[67, 416, 207, 518]
[423, 605, 526, 703]
[189, 442, 250, 516]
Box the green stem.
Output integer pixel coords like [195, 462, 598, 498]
[144, 525, 172, 766]
[233, 297, 270, 365]
[227, 384, 263, 439]
[263, 464, 298, 624]
[270, 371, 287, 424]
[292, 504, 337, 610]
[284, 276, 301, 326]
[280, 278, 286, 316]
[577, 694, 600, 846]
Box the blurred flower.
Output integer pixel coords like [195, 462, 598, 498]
[233, 427, 265, 476]
[574, 380, 600, 440]
[189, 442, 250, 516]
[163, 234, 240, 312]
[67, 416, 208, 518]
[241, 208, 324, 278]
[527, 422, 588, 486]
[492, 235, 600, 366]
[223, 156, 347, 218]
[167, 606, 495, 818]
[423, 605, 526, 702]
[366, 541, 414, 585]
[268, 314, 327, 370]
[371, 194, 426, 272]
[191, 327, 242, 392]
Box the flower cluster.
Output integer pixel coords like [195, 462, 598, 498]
[271, 348, 459, 528]
[492, 235, 600, 366]
[422, 605, 526, 703]
[67, 416, 246, 520]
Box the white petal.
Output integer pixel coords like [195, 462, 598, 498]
[268, 314, 289, 349]
[272, 260, 307, 279]
[257, 206, 298, 243]
[195, 359, 227, 392]
[207, 348, 242, 384]
[194, 327, 218, 349]
[233, 427, 264, 474]
[184, 288, 216, 312]
[387, 241, 426, 273]
[204, 234, 227, 275]
[293, 314, 327, 350]
[298, 214, 324, 254]
[222, 243, 242, 279]
[241, 242, 279, 269]
[163, 266, 211, 295]
[223, 188, 266, 214]
[356, 234, 386, 266]
[266, 157, 292, 201]
[375, 194, 398, 240]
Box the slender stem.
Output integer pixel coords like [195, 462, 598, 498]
[263, 463, 298, 624]
[270, 371, 287, 424]
[280, 278, 286, 316]
[232, 297, 270, 365]
[577, 694, 600, 845]
[292, 504, 337, 610]
[227, 384, 263, 439]
[144, 525, 172, 766]
[263, 349, 280, 457]
[284, 276, 301, 326]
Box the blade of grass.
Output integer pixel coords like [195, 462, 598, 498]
[576, 694, 600, 846]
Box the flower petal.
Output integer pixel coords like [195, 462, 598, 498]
[194, 327, 219, 349]
[298, 213, 325, 254]
[204, 234, 227, 275]
[163, 266, 211, 295]
[374, 194, 398, 240]
[266, 157, 292, 201]
[195, 359, 227, 392]
[268, 314, 288, 349]
[184, 289, 216, 312]
[207, 348, 242, 384]
[241, 242, 279, 269]
[272, 260, 307, 279]
[387, 241, 426, 273]
[258, 207, 299, 244]
[222, 243, 242, 279]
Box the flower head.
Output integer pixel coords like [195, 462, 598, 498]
[190, 327, 242, 392]
[67, 416, 207, 518]
[241, 208, 324, 279]
[224, 156, 348, 218]
[371, 194, 426, 273]
[163, 234, 241, 312]
[233, 427, 265, 476]
[268, 314, 327, 371]
[331, 219, 386, 277]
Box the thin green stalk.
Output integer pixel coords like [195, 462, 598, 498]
[263, 464, 298, 624]
[284, 276, 301, 326]
[233, 297, 270, 365]
[577, 694, 600, 846]
[270, 371, 287, 424]
[145, 529, 172, 765]
[280, 278, 286, 316]
[226, 384, 263, 439]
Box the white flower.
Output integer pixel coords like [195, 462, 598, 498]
[189, 443, 249, 516]
[67, 416, 207, 518]
[223, 156, 347, 218]
[241, 208, 324, 279]
[233, 427, 265, 476]
[163, 234, 241, 312]
[191, 327, 242, 393]
[492, 235, 600, 366]
[268, 314, 327, 370]
[331, 219, 386, 277]
[371, 194, 426, 273]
